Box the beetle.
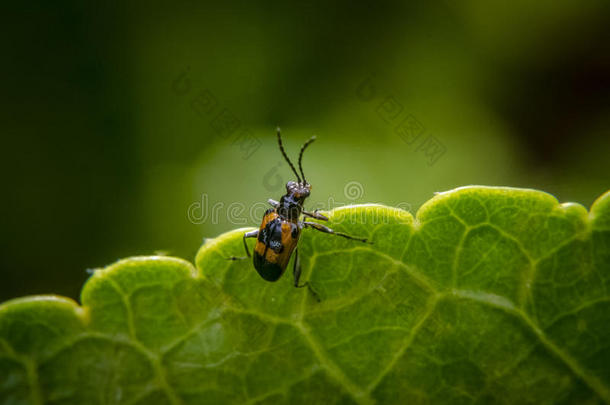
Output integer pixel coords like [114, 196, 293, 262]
[229, 128, 370, 294]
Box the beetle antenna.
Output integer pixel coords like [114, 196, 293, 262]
[298, 135, 316, 184]
[276, 127, 301, 183]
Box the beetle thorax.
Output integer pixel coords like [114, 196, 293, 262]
[277, 181, 311, 220]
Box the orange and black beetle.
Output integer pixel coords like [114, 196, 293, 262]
[230, 128, 370, 293]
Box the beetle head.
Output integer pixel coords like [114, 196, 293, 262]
[286, 181, 311, 199]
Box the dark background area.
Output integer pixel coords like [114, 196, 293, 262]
[2, 1, 609, 302]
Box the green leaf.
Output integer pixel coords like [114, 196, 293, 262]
[1, 186, 610, 404]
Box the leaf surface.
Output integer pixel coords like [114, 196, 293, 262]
[1, 186, 610, 404]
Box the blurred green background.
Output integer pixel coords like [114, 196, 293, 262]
[2, 1, 609, 302]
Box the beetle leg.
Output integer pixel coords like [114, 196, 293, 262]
[226, 230, 259, 260]
[292, 247, 301, 286]
[293, 248, 321, 302]
[302, 209, 328, 221]
[302, 221, 371, 244]
[268, 199, 279, 208]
